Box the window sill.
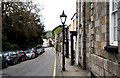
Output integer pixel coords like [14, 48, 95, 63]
[104, 45, 118, 53]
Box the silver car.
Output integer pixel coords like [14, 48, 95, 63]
[4, 51, 19, 65]
[25, 50, 35, 59]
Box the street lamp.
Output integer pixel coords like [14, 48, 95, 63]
[60, 10, 67, 71]
[64, 26, 69, 58]
[60, 11, 67, 24]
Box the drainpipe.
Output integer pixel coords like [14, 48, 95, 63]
[83, 2, 86, 70]
[75, 1, 79, 65]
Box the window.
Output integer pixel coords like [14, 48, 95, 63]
[110, 0, 118, 46]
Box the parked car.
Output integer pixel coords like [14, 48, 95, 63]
[42, 48, 45, 53]
[32, 47, 38, 57]
[37, 48, 45, 54]
[16, 50, 27, 62]
[25, 50, 35, 59]
[37, 49, 42, 55]
[41, 48, 45, 53]
[0, 52, 8, 69]
[5, 51, 19, 65]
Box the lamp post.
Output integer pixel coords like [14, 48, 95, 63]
[60, 10, 67, 71]
[65, 26, 69, 58]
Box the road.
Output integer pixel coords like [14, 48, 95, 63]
[1, 47, 57, 77]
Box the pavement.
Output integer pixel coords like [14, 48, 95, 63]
[53, 47, 91, 77]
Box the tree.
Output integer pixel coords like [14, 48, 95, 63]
[2, 1, 45, 51]
[51, 25, 63, 40]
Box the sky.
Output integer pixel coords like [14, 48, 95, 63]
[34, 0, 76, 31]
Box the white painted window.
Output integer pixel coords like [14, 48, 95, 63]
[109, 0, 118, 46]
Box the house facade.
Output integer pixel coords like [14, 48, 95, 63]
[76, 0, 120, 77]
[69, 13, 77, 52]
[69, 13, 77, 64]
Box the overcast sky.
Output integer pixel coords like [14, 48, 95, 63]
[34, 0, 76, 31]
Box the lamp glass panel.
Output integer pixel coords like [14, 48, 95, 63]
[61, 17, 66, 24]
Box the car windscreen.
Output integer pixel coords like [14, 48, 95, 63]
[26, 51, 30, 53]
[39, 48, 42, 50]
[3, 53, 8, 56]
[9, 52, 17, 56]
[12, 52, 16, 54]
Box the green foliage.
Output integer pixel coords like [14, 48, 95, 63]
[51, 26, 63, 40]
[2, 1, 46, 51]
[2, 35, 19, 51]
[46, 31, 52, 39]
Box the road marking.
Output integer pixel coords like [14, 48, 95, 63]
[53, 54, 56, 78]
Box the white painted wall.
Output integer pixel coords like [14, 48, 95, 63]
[43, 39, 49, 47]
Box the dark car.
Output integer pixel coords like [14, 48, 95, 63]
[37, 48, 42, 55]
[32, 47, 38, 57]
[16, 50, 27, 62]
[5, 51, 19, 65]
[42, 48, 45, 53]
[41, 48, 45, 53]
[37, 48, 45, 54]
[0, 52, 8, 69]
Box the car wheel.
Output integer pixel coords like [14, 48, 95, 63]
[21, 58, 24, 62]
[16, 60, 18, 64]
[33, 55, 35, 59]
[25, 57, 27, 60]
[5, 62, 8, 68]
[31, 55, 33, 59]
[13, 61, 15, 65]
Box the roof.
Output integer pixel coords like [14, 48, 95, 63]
[71, 13, 76, 20]
[52, 25, 63, 33]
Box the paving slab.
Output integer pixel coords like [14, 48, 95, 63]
[57, 52, 91, 77]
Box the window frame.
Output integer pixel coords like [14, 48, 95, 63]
[109, 0, 118, 46]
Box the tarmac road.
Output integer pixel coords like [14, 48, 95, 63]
[2, 47, 55, 77]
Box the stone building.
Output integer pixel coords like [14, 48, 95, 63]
[76, 0, 120, 77]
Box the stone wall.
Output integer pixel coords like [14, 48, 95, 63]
[78, 2, 85, 68]
[76, 1, 84, 67]
[118, 1, 120, 64]
[0, 2, 2, 51]
[77, 1, 120, 77]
